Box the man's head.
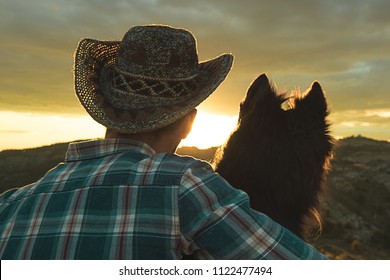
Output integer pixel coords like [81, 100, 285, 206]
[73, 24, 233, 142]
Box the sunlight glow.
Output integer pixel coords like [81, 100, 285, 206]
[180, 112, 238, 149]
[0, 111, 238, 151]
[0, 111, 105, 151]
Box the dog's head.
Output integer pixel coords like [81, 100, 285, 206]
[238, 73, 333, 169]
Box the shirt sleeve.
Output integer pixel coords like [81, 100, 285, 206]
[178, 160, 327, 260]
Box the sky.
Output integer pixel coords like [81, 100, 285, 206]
[1, 0, 389, 150]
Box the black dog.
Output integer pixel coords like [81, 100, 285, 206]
[214, 74, 335, 239]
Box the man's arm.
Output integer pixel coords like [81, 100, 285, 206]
[178, 161, 326, 260]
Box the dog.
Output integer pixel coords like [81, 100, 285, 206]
[214, 74, 335, 239]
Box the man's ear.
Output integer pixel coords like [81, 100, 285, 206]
[180, 109, 197, 139]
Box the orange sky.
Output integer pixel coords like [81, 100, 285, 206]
[1, 0, 389, 151]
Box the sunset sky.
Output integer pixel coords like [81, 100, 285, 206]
[1, 0, 389, 151]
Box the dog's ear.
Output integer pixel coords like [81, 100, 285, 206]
[294, 81, 328, 118]
[240, 74, 281, 118]
[247, 73, 273, 97]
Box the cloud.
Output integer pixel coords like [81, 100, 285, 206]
[0, 0, 389, 120]
[330, 108, 390, 140]
[365, 110, 390, 118]
[331, 109, 390, 132]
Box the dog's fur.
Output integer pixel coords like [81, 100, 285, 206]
[213, 74, 335, 239]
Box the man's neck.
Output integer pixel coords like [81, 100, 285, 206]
[105, 129, 180, 154]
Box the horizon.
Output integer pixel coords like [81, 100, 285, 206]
[0, 131, 388, 154]
[1, 0, 389, 149]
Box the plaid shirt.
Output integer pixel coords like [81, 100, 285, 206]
[0, 139, 326, 260]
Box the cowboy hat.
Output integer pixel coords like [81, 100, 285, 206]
[74, 24, 234, 133]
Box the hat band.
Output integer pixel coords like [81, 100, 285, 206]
[97, 65, 205, 111]
[97, 95, 189, 125]
[114, 66, 200, 82]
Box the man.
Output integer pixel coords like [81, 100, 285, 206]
[0, 25, 326, 259]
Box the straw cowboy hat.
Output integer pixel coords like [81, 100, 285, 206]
[74, 24, 234, 133]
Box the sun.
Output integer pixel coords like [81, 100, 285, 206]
[179, 111, 238, 149]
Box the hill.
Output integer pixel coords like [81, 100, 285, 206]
[312, 136, 390, 259]
[0, 136, 389, 259]
[0, 142, 217, 194]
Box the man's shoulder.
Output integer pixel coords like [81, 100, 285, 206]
[158, 153, 214, 172]
[0, 183, 34, 205]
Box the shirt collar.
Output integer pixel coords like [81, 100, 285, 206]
[65, 139, 156, 162]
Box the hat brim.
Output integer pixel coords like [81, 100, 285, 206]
[74, 38, 234, 133]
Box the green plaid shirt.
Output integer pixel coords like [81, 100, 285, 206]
[0, 139, 326, 259]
